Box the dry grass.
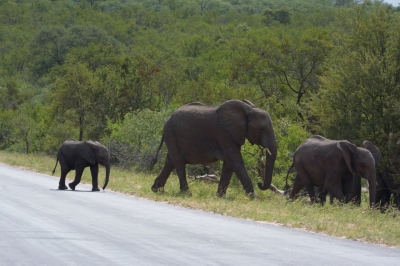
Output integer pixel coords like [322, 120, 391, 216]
[1, 151, 399, 248]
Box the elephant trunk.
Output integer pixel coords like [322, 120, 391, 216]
[258, 138, 277, 191]
[103, 162, 110, 190]
[367, 173, 377, 208]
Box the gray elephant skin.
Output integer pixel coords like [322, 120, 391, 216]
[287, 135, 377, 207]
[52, 139, 111, 191]
[363, 140, 400, 209]
[151, 99, 277, 196]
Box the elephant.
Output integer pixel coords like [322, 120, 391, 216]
[363, 140, 400, 209]
[52, 139, 110, 191]
[286, 135, 377, 207]
[150, 99, 277, 197]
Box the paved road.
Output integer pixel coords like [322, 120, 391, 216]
[1, 164, 400, 265]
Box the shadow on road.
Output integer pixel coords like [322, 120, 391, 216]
[50, 189, 104, 193]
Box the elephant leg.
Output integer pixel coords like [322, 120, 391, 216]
[216, 161, 234, 197]
[325, 181, 344, 203]
[174, 161, 189, 193]
[289, 174, 304, 200]
[152, 154, 175, 192]
[375, 187, 384, 207]
[380, 189, 391, 209]
[342, 178, 354, 204]
[225, 152, 254, 196]
[316, 186, 327, 204]
[394, 191, 400, 209]
[58, 167, 70, 190]
[90, 164, 100, 191]
[295, 169, 316, 202]
[352, 175, 362, 205]
[330, 194, 334, 204]
[69, 166, 84, 191]
[304, 184, 317, 203]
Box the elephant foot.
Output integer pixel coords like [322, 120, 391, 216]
[92, 187, 100, 192]
[246, 191, 255, 199]
[58, 185, 68, 190]
[216, 187, 227, 198]
[151, 185, 164, 193]
[216, 191, 226, 198]
[244, 187, 255, 199]
[68, 182, 76, 191]
[179, 189, 192, 197]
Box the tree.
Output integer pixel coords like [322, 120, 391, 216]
[30, 27, 67, 74]
[334, 0, 361, 7]
[51, 62, 100, 141]
[0, 77, 23, 110]
[106, 109, 168, 169]
[230, 28, 332, 121]
[0, 109, 15, 150]
[12, 104, 34, 154]
[196, 0, 211, 15]
[263, 7, 292, 25]
[113, 55, 162, 113]
[309, 4, 400, 182]
[275, 28, 331, 121]
[274, 7, 292, 24]
[30, 25, 121, 79]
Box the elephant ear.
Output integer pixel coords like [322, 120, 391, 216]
[363, 140, 381, 166]
[242, 99, 256, 108]
[217, 100, 254, 146]
[337, 141, 358, 174]
[79, 141, 97, 165]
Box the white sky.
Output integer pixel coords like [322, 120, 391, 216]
[384, 0, 399, 6]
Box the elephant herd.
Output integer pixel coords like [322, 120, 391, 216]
[53, 99, 400, 209]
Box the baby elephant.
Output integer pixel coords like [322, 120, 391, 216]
[52, 139, 111, 191]
[287, 135, 378, 207]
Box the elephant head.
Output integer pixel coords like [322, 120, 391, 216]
[80, 141, 111, 190]
[217, 100, 277, 190]
[362, 141, 382, 167]
[337, 141, 377, 207]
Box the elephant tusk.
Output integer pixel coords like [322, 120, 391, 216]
[266, 148, 272, 156]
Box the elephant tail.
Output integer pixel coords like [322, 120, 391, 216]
[150, 137, 164, 170]
[284, 162, 294, 191]
[52, 159, 59, 176]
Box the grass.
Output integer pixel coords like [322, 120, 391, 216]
[1, 151, 399, 248]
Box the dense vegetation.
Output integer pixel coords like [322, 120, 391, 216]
[1, 0, 400, 195]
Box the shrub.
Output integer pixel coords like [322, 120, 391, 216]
[105, 109, 169, 170]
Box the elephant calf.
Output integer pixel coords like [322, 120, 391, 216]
[286, 135, 378, 207]
[52, 139, 111, 191]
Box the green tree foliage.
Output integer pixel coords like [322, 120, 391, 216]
[106, 109, 169, 170]
[0, 109, 14, 150]
[309, 3, 400, 182]
[230, 27, 332, 121]
[30, 25, 121, 79]
[51, 62, 101, 141]
[1, 0, 399, 196]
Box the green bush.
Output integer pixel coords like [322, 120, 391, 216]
[105, 109, 170, 170]
[273, 121, 309, 189]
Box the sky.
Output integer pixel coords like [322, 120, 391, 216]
[384, 0, 399, 6]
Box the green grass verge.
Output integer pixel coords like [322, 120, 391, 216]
[1, 151, 399, 248]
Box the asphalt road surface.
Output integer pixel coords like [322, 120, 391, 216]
[1, 163, 400, 266]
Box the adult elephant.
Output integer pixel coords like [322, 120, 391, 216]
[150, 100, 277, 197]
[52, 139, 111, 191]
[287, 135, 377, 207]
[363, 140, 400, 209]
